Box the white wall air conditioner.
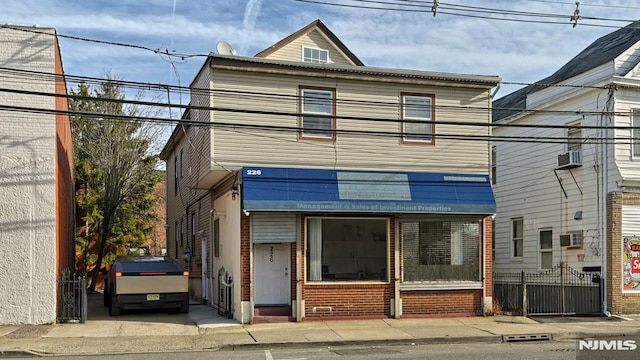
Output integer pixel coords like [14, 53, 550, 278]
[557, 151, 582, 170]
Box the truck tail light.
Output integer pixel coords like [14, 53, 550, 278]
[183, 271, 190, 276]
[115, 272, 122, 277]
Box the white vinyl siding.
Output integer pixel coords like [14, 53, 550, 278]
[207, 69, 493, 174]
[493, 83, 623, 273]
[633, 109, 640, 158]
[261, 29, 355, 65]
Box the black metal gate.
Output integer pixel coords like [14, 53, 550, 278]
[57, 269, 87, 323]
[217, 267, 233, 318]
[494, 263, 601, 315]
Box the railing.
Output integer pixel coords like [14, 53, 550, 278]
[494, 263, 601, 316]
[57, 269, 87, 323]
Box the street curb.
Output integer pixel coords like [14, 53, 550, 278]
[552, 331, 640, 341]
[217, 335, 504, 351]
[0, 350, 47, 358]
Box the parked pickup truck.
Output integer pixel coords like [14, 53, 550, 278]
[104, 256, 189, 316]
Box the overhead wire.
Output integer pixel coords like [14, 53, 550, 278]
[293, 0, 638, 28]
[0, 66, 628, 120]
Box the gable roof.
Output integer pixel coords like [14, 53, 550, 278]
[254, 19, 365, 66]
[493, 21, 640, 122]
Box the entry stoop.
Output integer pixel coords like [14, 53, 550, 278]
[253, 306, 293, 324]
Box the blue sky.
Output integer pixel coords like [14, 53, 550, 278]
[2, 0, 638, 101]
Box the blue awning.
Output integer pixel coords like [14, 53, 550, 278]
[242, 167, 496, 215]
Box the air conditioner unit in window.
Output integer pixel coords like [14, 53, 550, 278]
[560, 234, 571, 247]
[557, 151, 582, 170]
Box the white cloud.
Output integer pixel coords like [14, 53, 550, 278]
[243, 0, 263, 32]
[2, 0, 636, 97]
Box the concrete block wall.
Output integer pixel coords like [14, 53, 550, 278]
[0, 27, 59, 325]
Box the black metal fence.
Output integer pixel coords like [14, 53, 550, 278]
[57, 269, 87, 323]
[217, 267, 233, 318]
[494, 263, 601, 316]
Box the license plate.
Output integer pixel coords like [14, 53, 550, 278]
[147, 294, 160, 301]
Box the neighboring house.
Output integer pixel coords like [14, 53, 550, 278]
[0, 25, 75, 324]
[160, 19, 500, 323]
[493, 21, 640, 314]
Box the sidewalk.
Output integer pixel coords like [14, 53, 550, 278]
[1, 299, 639, 356]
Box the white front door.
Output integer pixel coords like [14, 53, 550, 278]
[255, 243, 290, 305]
[201, 239, 209, 301]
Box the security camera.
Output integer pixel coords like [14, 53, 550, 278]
[243, 209, 250, 217]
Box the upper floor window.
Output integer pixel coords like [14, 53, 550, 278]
[567, 123, 582, 152]
[174, 156, 178, 195]
[180, 149, 184, 178]
[511, 218, 523, 258]
[402, 93, 435, 144]
[303, 46, 328, 64]
[491, 146, 497, 185]
[300, 87, 335, 139]
[633, 109, 640, 158]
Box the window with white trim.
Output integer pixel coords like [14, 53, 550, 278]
[306, 218, 388, 282]
[303, 46, 328, 64]
[512, 218, 523, 258]
[633, 109, 640, 158]
[301, 88, 335, 138]
[567, 123, 582, 152]
[402, 94, 434, 143]
[539, 229, 553, 269]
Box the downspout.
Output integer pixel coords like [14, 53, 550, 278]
[296, 214, 303, 322]
[482, 217, 487, 316]
[394, 217, 401, 318]
[602, 84, 615, 315]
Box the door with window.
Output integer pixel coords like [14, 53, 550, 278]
[255, 243, 290, 305]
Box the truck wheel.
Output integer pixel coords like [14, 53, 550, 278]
[179, 300, 189, 314]
[109, 291, 121, 316]
[103, 284, 110, 307]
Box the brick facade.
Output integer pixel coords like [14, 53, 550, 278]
[401, 290, 482, 315]
[290, 215, 492, 319]
[607, 192, 640, 314]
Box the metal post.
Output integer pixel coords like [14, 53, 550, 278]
[521, 270, 527, 317]
[80, 276, 87, 323]
[561, 262, 566, 314]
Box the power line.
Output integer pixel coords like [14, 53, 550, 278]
[0, 24, 209, 60]
[2, 85, 636, 131]
[0, 94, 637, 145]
[294, 0, 637, 28]
[0, 66, 625, 120]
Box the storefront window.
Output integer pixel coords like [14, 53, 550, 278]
[306, 218, 388, 282]
[401, 220, 480, 282]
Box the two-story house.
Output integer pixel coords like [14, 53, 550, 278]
[160, 20, 500, 323]
[493, 21, 640, 314]
[0, 25, 75, 325]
